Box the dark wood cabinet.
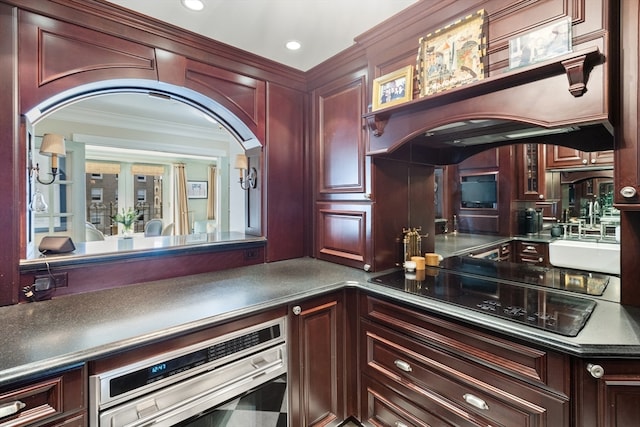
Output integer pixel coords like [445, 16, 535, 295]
[573, 359, 640, 427]
[359, 294, 570, 426]
[514, 240, 549, 267]
[289, 292, 345, 426]
[546, 146, 613, 169]
[0, 365, 86, 427]
[312, 71, 372, 270]
[517, 143, 547, 201]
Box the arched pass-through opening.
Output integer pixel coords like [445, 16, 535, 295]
[22, 79, 264, 262]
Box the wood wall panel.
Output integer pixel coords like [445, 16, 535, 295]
[265, 83, 305, 262]
[18, 10, 158, 113]
[316, 76, 367, 194]
[316, 202, 371, 269]
[19, 246, 265, 300]
[185, 59, 266, 142]
[0, 2, 21, 305]
[458, 213, 500, 234]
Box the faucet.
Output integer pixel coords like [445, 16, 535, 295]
[589, 199, 601, 228]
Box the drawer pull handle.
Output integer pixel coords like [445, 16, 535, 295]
[463, 393, 489, 410]
[393, 359, 412, 372]
[0, 401, 26, 419]
[587, 363, 605, 379]
[395, 422, 408, 427]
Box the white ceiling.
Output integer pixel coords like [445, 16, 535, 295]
[104, 0, 419, 71]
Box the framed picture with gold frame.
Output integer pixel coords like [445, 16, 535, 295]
[416, 10, 487, 97]
[371, 65, 414, 111]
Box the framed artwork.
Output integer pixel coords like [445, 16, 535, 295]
[371, 65, 414, 111]
[187, 181, 208, 199]
[509, 17, 572, 69]
[416, 10, 487, 97]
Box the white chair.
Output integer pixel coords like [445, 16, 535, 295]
[161, 223, 174, 236]
[85, 224, 105, 241]
[144, 219, 164, 237]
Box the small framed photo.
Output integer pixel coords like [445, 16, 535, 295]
[509, 17, 572, 69]
[417, 10, 487, 97]
[187, 181, 208, 199]
[371, 65, 414, 111]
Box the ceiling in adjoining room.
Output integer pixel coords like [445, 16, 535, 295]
[104, 0, 419, 71]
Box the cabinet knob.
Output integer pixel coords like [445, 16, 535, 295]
[620, 186, 637, 199]
[539, 257, 544, 263]
[587, 363, 605, 379]
[395, 422, 409, 427]
[582, 159, 588, 164]
[393, 359, 412, 372]
[292, 305, 301, 316]
[591, 158, 597, 164]
[463, 393, 489, 410]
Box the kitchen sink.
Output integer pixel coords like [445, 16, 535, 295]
[549, 239, 620, 275]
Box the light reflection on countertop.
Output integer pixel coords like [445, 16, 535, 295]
[434, 233, 511, 258]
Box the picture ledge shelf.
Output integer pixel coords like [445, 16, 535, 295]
[363, 46, 603, 138]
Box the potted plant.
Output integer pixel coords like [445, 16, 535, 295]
[111, 207, 140, 238]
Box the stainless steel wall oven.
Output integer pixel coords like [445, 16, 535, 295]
[90, 317, 287, 426]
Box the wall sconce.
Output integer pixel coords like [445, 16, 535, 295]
[234, 154, 257, 190]
[31, 133, 66, 185]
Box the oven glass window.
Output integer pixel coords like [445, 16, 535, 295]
[177, 374, 287, 427]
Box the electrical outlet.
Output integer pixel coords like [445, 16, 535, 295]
[34, 272, 68, 289]
[244, 249, 258, 260]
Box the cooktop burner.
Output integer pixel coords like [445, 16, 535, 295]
[368, 268, 596, 337]
[438, 256, 610, 296]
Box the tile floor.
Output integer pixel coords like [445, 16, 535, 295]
[179, 373, 363, 427]
[181, 375, 287, 427]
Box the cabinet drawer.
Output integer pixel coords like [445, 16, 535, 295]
[361, 319, 568, 427]
[361, 373, 485, 427]
[516, 241, 549, 266]
[361, 294, 569, 394]
[0, 365, 86, 427]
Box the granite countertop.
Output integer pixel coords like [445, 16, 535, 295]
[1, 257, 640, 387]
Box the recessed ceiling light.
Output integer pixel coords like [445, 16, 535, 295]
[286, 40, 301, 51]
[181, 0, 204, 11]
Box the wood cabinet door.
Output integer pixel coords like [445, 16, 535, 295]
[546, 145, 587, 168]
[590, 150, 614, 166]
[314, 74, 367, 196]
[517, 144, 546, 200]
[574, 359, 640, 427]
[289, 292, 345, 426]
[546, 146, 613, 169]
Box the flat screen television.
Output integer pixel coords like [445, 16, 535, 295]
[461, 176, 497, 208]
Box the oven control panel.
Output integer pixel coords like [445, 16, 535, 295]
[90, 317, 287, 412]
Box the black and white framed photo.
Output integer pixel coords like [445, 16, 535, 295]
[509, 17, 572, 69]
[187, 181, 208, 199]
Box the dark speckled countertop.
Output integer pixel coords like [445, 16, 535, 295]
[1, 257, 639, 387]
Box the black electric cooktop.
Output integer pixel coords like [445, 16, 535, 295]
[369, 259, 598, 337]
